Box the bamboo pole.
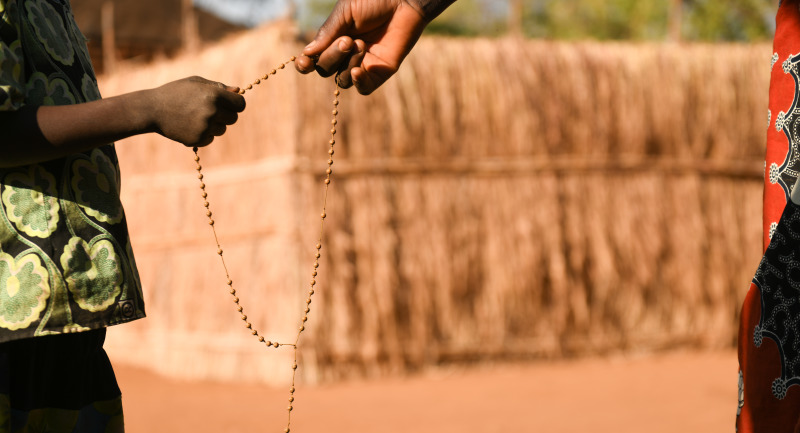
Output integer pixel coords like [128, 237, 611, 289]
[101, 1, 116, 74]
[668, 0, 683, 42]
[508, 0, 524, 38]
[182, 0, 199, 53]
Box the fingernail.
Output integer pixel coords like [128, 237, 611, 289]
[338, 40, 350, 52]
[304, 41, 317, 51]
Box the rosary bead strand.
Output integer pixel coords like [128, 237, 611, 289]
[285, 78, 340, 433]
[192, 151, 281, 349]
[193, 58, 341, 433]
[238, 57, 296, 95]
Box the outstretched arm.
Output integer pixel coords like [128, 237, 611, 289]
[295, 0, 456, 95]
[0, 77, 245, 168]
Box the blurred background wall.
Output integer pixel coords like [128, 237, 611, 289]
[74, 0, 776, 384]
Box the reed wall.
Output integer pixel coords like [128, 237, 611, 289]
[100, 23, 771, 383]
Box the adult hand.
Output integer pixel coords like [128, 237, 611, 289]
[295, 0, 431, 95]
[147, 76, 246, 147]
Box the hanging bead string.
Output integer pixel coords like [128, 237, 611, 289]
[238, 57, 296, 94]
[192, 57, 340, 433]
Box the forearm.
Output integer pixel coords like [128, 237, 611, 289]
[405, 0, 457, 21]
[0, 90, 154, 168]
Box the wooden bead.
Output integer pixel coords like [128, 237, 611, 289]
[273, 342, 279, 348]
[246, 84, 253, 90]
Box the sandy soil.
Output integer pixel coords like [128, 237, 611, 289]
[113, 350, 737, 433]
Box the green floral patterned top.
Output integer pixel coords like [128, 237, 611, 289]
[0, 0, 145, 342]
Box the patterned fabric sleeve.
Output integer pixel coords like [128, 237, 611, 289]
[0, 0, 25, 111]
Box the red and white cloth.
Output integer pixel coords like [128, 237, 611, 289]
[738, 1, 800, 431]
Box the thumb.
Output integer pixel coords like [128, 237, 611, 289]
[214, 82, 242, 95]
[304, 2, 350, 56]
[351, 67, 386, 96]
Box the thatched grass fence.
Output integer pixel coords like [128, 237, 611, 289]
[101, 23, 770, 383]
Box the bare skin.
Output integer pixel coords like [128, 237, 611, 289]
[0, 76, 245, 168]
[295, 0, 456, 95]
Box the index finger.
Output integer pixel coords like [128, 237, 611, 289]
[302, 1, 349, 58]
[314, 37, 356, 77]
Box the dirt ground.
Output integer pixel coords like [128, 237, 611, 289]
[112, 350, 737, 433]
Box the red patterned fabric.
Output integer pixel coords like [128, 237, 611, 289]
[738, 1, 800, 431]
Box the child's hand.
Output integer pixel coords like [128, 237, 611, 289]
[146, 76, 246, 147]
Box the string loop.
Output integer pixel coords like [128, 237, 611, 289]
[193, 58, 341, 433]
